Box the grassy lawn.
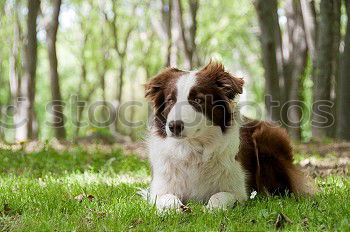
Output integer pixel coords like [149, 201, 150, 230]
[0, 145, 349, 231]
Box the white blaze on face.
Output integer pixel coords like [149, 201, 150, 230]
[166, 72, 207, 138]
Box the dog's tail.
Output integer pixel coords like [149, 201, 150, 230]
[251, 122, 318, 196]
[285, 163, 318, 196]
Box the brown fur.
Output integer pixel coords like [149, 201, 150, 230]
[196, 61, 244, 98]
[238, 118, 316, 195]
[190, 61, 245, 132]
[145, 68, 187, 137]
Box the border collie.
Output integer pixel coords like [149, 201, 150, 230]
[143, 61, 315, 211]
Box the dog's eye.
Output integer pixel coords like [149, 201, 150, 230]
[194, 98, 203, 104]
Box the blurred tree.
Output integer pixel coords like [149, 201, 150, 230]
[175, 0, 199, 69]
[300, 0, 317, 71]
[102, 0, 135, 137]
[255, 0, 310, 140]
[312, 0, 340, 138]
[9, 0, 23, 123]
[337, 0, 350, 140]
[254, 0, 283, 124]
[140, 1, 165, 73]
[102, 0, 135, 105]
[96, 24, 110, 122]
[282, 0, 308, 140]
[73, 22, 94, 139]
[149, 0, 174, 67]
[330, 0, 341, 138]
[14, 0, 40, 141]
[45, 0, 66, 139]
[162, 0, 173, 67]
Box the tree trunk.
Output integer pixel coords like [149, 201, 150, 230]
[97, 24, 109, 122]
[312, 0, 337, 138]
[16, 0, 40, 142]
[46, 0, 66, 139]
[328, 0, 341, 138]
[337, 0, 350, 140]
[254, 0, 282, 123]
[174, 0, 198, 69]
[9, 0, 22, 102]
[74, 32, 89, 139]
[117, 58, 125, 104]
[161, 0, 172, 67]
[282, 0, 308, 141]
[188, 0, 199, 67]
[300, 0, 317, 63]
[149, 0, 174, 67]
[103, 1, 134, 134]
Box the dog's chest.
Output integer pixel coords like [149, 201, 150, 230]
[148, 126, 243, 202]
[159, 149, 236, 202]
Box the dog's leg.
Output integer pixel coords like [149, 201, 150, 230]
[155, 194, 183, 211]
[206, 192, 237, 210]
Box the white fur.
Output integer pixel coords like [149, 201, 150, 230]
[166, 71, 207, 138]
[147, 72, 247, 211]
[155, 194, 183, 211]
[207, 192, 237, 210]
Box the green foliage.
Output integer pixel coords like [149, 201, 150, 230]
[0, 0, 266, 142]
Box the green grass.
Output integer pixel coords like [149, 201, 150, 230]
[0, 146, 349, 231]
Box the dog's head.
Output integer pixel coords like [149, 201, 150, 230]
[145, 61, 244, 139]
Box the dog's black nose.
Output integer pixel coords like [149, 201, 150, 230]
[168, 120, 184, 136]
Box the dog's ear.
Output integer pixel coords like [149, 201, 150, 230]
[145, 78, 162, 102]
[198, 61, 244, 99]
[145, 68, 185, 105]
[216, 73, 244, 99]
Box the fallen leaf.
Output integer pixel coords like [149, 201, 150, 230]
[4, 204, 11, 216]
[301, 217, 309, 229]
[74, 194, 95, 202]
[87, 195, 95, 201]
[81, 216, 93, 225]
[219, 223, 225, 232]
[274, 213, 292, 230]
[129, 219, 143, 229]
[86, 207, 106, 217]
[180, 205, 192, 213]
[75, 194, 85, 202]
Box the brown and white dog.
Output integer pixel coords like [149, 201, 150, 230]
[144, 61, 314, 211]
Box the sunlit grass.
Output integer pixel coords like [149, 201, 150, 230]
[0, 147, 349, 231]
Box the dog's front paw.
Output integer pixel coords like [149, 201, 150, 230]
[206, 192, 237, 210]
[156, 194, 183, 212]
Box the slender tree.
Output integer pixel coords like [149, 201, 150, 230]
[312, 0, 339, 138]
[149, 0, 175, 67]
[103, 0, 134, 105]
[329, 0, 341, 138]
[102, 0, 135, 136]
[282, 0, 308, 140]
[15, 0, 40, 141]
[9, 0, 22, 106]
[255, 0, 310, 140]
[300, 0, 317, 66]
[254, 0, 282, 123]
[174, 0, 199, 69]
[8, 0, 22, 140]
[162, 0, 173, 67]
[337, 0, 350, 140]
[46, 0, 66, 139]
[73, 25, 96, 139]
